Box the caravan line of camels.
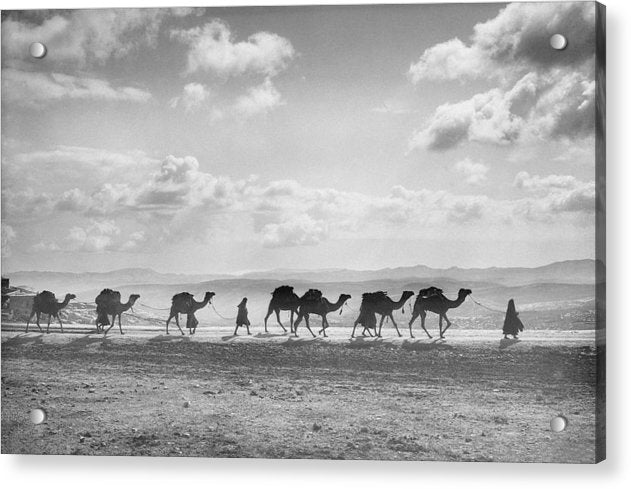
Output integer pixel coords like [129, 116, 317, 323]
[24, 285, 473, 339]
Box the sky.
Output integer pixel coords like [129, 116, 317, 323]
[0, 2, 598, 274]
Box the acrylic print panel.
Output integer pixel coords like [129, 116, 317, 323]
[0, 2, 605, 463]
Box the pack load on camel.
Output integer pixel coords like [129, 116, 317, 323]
[171, 292, 199, 330]
[272, 285, 295, 297]
[95, 288, 121, 327]
[419, 286, 444, 299]
[352, 291, 386, 336]
[301, 289, 323, 303]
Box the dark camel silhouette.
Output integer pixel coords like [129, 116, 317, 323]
[408, 288, 472, 339]
[166, 291, 215, 335]
[95, 289, 140, 335]
[294, 289, 351, 338]
[26, 291, 76, 333]
[353, 291, 414, 338]
[264, 285, 300, 333]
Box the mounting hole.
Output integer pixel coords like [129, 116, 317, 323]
[30, 408, 47, 424]
[29, 42, 47, 59]
[550, 415, 567, 432]
[549, 34, 568, 50]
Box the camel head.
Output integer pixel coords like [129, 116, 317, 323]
[129, 294, 141, 304]
[204, 291, 216, 302]
[65, 293, 77, 301]
[458, 288, 472, 298]
[340, 293, 352, 303]
[402, 290, 415, 300]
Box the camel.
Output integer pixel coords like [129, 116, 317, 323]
[293, 289, 351, 338]
[166, 291, 215, 335]
[264, 285, 300, 333]
[26, 291, 76, 333]
[408, 288, 472, 339]
[352, 291, 414, 338]
[95, 289, 140, 335]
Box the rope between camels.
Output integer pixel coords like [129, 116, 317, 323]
[210, 303, 236, 321]
[139, 302, 171, 311]
[468, 296, 505, 313]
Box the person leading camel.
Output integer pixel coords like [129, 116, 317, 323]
[502, 299, 524, 339]
[234, 297, 251, 336]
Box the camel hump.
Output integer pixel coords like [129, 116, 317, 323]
[419, 286, 443, 298]
[38, 290, 56, 301]
[96, 288, 121, 306]
[272, 285, 294, 296]
[172, 292, 194, 302]
[362, 291, 388, 303]
[301, 289, 322, 301]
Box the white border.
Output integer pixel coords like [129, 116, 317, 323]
[1, 0, 629, 487]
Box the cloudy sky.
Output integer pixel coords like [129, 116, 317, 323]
[1, 3, 597, 274]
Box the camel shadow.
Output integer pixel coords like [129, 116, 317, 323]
[499, 337, 521, 350]
[147, 335, 191, 344]
[282, 336, 323, 347]
[254, 332, 289, 339]
[63, 335, 112, 350]
[2, 333, 45, 347]
[347, 337, 382, 349]
[401, 338, 454, 352]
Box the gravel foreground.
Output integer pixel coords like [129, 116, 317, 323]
[1, 326, 600, 463]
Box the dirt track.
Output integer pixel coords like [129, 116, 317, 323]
[1, 323, 600, 463]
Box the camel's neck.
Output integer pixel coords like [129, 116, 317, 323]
[392, 293, 412, 309]
[121, 296, 138, 312]
[447, 293, 467, 309]
[326, 296, 347, 313]
[57, 296, 72, 309]
[192, 295, 211, 311]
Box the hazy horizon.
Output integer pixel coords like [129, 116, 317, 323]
[2, 4, 597, 274]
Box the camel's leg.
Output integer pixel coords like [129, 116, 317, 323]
[57, 314, 64, 333]
[26, 310, 41, 332]
[303, 315, 316, 338]
[246, 323, 251, 335]
[263, 304, 274, 333]
[275, 309, 287, 333]
[420, 312, 432, 339]
[319, 316, 329, 337]
[377, 314, 388, 337]
[440, 314, 452, 338]
[173, 314, 185, 335]
[293, 313, 302, 337]
[351, 320, 358, 338]
[390, 314, 402, 337]
[408, 310, 419, 338]
[364, 327, 374, 337]
[290, 310, 295, 334]
[438, 315, 443, 338]
[46, 314, 52, 334]
[166, 311, 183, 335]
[118, 314, 125, 335]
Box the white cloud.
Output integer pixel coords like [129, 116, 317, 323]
[2, 69, 152, 106]
[169, 83, 211, 112]
[453, 158, 489, 185]
[261, 214, 328, 248]
[409, 3, 595, 83]
[234, 79, 284, 118]
[1, 9, 198, 67]
[513, 171, 595, 217]
[172, 19, 295, 78]
[408, 3, 596, 152]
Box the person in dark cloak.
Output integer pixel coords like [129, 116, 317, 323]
[502, 299, 524, 339]
[234, 297, 251, 336]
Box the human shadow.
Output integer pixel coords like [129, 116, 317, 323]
[499, 337, 521, 350]
[346, 336, 383, 349]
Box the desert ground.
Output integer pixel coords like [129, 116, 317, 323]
[1, 318, 601, 463]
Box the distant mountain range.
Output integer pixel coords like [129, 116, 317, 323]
[5, 259, 601, 297]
